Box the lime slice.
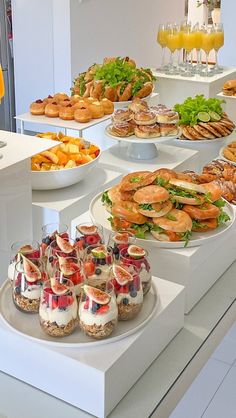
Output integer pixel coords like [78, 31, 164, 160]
[209, 111, 221, 122]
[197, 112, 210, 122]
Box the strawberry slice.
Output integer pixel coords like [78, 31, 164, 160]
[96, 305, 109, 314]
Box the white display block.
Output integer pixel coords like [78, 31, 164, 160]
[32, 163, 126, 241]
[169, 133, 235, 168]
[0, 277, 185, 418]
[153, 67, 236, 108]
[217, 92, 236, 123]
[99, 142, 200, 172]
[0, 131, 57, 284]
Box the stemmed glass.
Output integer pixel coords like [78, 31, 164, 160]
[192, 23, 203, 74]
[157, 23, 169, 71]
[212, 23, 224, 74]
[165, 24, 181, 75]
[201, 25, 215, 77]
[181, 24, 195, 77]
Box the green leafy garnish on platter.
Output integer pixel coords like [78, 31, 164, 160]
[155, 177, 169, 187]
[178, 230, 192, 247]
[214, 199, 226, 208]
[217, 210, 230, 225]
[174, 95, 225, 126]
[102, 191, 112, 207]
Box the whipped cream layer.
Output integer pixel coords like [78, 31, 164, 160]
[79, 298, 118, 326]
[116, 286, 143, 305]
[39, 299, 77, 326]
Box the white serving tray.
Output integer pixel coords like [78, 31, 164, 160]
[0, 277, 185, 418]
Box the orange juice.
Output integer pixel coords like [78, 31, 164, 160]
[214, 31, 224, 50]
[182, 32, 195, 52]
[202, 32, 215, 53]
[166, 32, 181, 52]
[194, 31, 203, 50]
[0, 65, 4, 101]
[157, 29, 169, 47]
[178, 30, 184, 49]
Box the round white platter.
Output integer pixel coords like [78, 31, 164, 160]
[219, 145, 236, 166]
[105, 125, 176, 160]
[0, 280, 159, 348]
[89, 192, 235, 249]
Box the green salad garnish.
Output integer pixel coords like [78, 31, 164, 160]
[102, 191, 112, 207]
[174, 95, 225, 126]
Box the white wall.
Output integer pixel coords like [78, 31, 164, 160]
[220, 0, 236, 66]
[70, 0, 185, 77]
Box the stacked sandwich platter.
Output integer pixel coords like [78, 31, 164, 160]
[90, 167, 234, 248]
[105, 99, 179, 159]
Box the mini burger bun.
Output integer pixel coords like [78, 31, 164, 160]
[168, 179, 207, 194]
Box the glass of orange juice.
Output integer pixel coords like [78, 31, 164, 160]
[192, 23, 203, 74]
[165, 24, 181, 74]
[201, 25, 215, 77]
[0, 65, 5, 103]
[181, 25, 195, 77]
[212, 23, 224, 74]
[157, 23, 169, 72]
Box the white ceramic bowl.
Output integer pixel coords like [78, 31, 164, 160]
[31, 152, 100, 190]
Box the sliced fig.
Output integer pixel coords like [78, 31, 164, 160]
[56, 235, 74, 253]
[127, 245, 146, 259]
[58, 256, 78, 276]
[22, 255, 41, 282]
[83, 284, 110, 305]
[51, 278, 69, 295]
[76, 225, 98, 236]
[91, 245, 106, 259]
[112, 264, 133, 285]
[112, 232, 130, 244]
[19, 244, 34, 254]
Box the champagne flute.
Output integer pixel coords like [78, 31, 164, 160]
[192, 23, 203, 74]
[201, 25, 215, 77]
[165, 23, 180, 75]
[212, 23, 224, 74]
[181, 24, 195, 77]
[156, 23, 169, 71]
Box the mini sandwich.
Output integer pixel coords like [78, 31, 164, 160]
[167, 179, 207, 205]
[133, 185, 171, 217]
[101, 185, 122, 213]
[223, 80, 236, 96]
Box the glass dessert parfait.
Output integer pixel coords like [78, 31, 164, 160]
[8, 240, 40, 284]
[52, 256, 86, 297]
[111, 264, 143, 320]
[107, 231, 136, 262]
[39, 275, 77, 337]
[46, 235, 78, 277]
[119, 245, 152, 295]
[12, 257, 46, 313]
[41, 222, 68, 257]
[79, 281, 118, 339]
[75, 222, 104, 258]
[83, 244, 113, 285]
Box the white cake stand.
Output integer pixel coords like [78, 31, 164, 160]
[105, 125, 176, 160]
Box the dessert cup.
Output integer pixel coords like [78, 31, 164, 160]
[107, 231, 136, 262]
[79, 280, 118, 339]
[41, 222, 68, 257]
[8, 240, 40, 284]
[83, 244, 113, 285]
[75, 222, 104, 258]
[52, 257, 86, 297]
[46, 236, 78, 277]
[39, 276, 77, 337]
[119, 246, 152, 295]
[12, 259, 46, 313]
[111, 264, 143, 320]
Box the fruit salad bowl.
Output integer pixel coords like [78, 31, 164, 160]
[31, 150, 100, 190]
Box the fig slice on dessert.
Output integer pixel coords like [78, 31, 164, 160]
[19, 244, 34, 254]
[51, 278, 69, 295]
[56, 234, 74, 253]
[22, 255, 41, 282]
[83, 284, 110, 305]
[58, 256, 78, 276]
[91, 245, 106, 259]
[112, 264, 133, 285]
[127, 245, 146, 259]
[112, 232, 130, 244]
[76, 225, 98, 236]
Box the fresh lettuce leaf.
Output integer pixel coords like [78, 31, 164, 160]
[217, 210, 230, 225]
[102, 191, 112, 206]
[139, 204, 153, 211]
[174, 95, 225, 126]
[214, 199, 226, 208]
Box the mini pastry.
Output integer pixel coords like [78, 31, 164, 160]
[73, 99, 90, 110]
[82, 80, 93, 98]
[109, 121, 135, 137]
[90, 81, 104, 99]
[83, 97, 97, 105]
[59, 98, 72, 107]
[74, 107, 92, 123]
[100, 98, 114, 115]
[128, 98, 149, 113]
[45, 102, 59, 117]
[104, 85, 118, 102]
[133, 110, 156, 125]
[134, 82, 153, 99]
[43, 95, 54, 104]
[156, 109, 179, 124]
[112, 108, 133, 123]
[134, 123, 160, 138]
[88, 101, 104, 119]
[59, 104, 74, 120]
[150, 104, 168, 114]
[70, 95, 82, 105]
[160, 123, 179, 137]
[117, 82, 132, 101]
[53, 93, 69, 103]
[30, 99, 46, 115]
